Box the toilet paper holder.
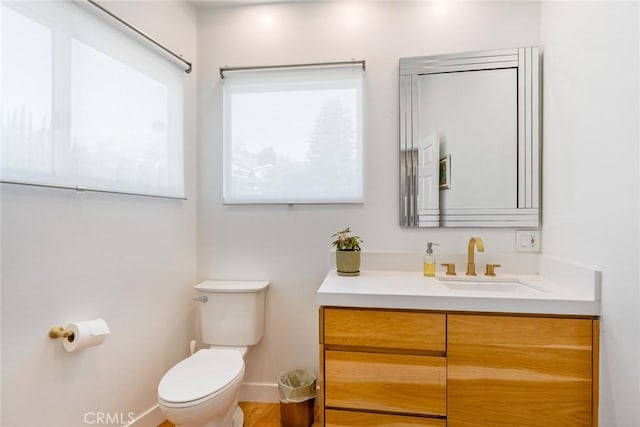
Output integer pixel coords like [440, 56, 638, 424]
[48, 326, 75, 341]
[49, 319, 110, 352]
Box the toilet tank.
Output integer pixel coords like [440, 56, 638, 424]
[194, 280, 269, 346]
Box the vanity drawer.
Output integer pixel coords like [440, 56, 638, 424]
[323, 308, 445, 352]
[326, 409, 446, 427]
[325, 350, 446, 416]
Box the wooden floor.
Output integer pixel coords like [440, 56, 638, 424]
[159, 401, 320, 427]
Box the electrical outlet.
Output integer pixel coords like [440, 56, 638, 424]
[515, 230, 540, 252]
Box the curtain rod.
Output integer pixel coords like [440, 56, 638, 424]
[75, 0, 193, 74]
[219, 60, 366, 79]
[0, 180, 187, 201]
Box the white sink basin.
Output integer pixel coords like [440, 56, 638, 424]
[438, 277, 544, 295]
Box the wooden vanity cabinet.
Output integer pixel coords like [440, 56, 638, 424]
[320, 307, 599, 427]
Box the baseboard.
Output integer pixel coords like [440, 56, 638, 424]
[239, 382, 279, 403]
[125, 404, 165, 427]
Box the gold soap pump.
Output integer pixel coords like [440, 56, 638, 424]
[423, 242, 439, 277]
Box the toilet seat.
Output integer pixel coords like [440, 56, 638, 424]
[158, 349, 244, 407]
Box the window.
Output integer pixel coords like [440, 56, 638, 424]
[0, 1, 185, 198]
[222, 64, 364, 204]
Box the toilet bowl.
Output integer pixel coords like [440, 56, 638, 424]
[158, 349, 245, 427]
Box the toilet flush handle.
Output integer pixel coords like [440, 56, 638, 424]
[193, 295, 208, 303]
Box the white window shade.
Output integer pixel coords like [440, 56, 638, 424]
[222, 64, 364, 204]
[0, 1, 185, 198]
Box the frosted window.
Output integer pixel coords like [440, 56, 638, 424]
[1, 4, 53, 175]
[223, 65, 364, 204]
[0, 1, 184, 198]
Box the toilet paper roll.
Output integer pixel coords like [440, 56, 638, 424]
[62, 319, 110, 352]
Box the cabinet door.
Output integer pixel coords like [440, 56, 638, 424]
[325, 350, 446, 416]
[326, 409, 446, 427]
[448, 315, 593, 427]
[324, 308, 445, 352]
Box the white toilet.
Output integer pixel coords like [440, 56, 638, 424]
[158, 280, 269, 427]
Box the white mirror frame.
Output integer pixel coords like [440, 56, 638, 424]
[399, 47, 540, 227]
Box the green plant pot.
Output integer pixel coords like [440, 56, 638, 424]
[336, 251, 361, 276]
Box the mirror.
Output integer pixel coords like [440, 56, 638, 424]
[399, 48, 540, 227]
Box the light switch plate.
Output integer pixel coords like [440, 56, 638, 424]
[515, 230, 540, 252]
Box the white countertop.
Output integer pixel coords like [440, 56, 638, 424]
[317, 270, 600, 316]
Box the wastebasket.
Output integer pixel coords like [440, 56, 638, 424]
[278, 369, 317, 427]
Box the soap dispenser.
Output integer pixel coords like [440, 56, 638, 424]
[423, 242, 439, 277]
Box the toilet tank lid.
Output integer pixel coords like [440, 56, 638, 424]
[195, 280, 269, 293]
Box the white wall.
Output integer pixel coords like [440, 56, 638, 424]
[196, 1, 540, 399]
[541, 1, 640, 425]
[0, 2, 198, 426]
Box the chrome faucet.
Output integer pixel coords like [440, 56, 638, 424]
[466, 237, 485, 276]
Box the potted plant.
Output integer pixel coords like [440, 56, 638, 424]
[331, 227, 363, 276]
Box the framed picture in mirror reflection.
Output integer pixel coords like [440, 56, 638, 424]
[439, 154, 451, 190]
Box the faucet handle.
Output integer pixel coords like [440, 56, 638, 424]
[485, 264, 501, 276]
[441, 263, 457, 276]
